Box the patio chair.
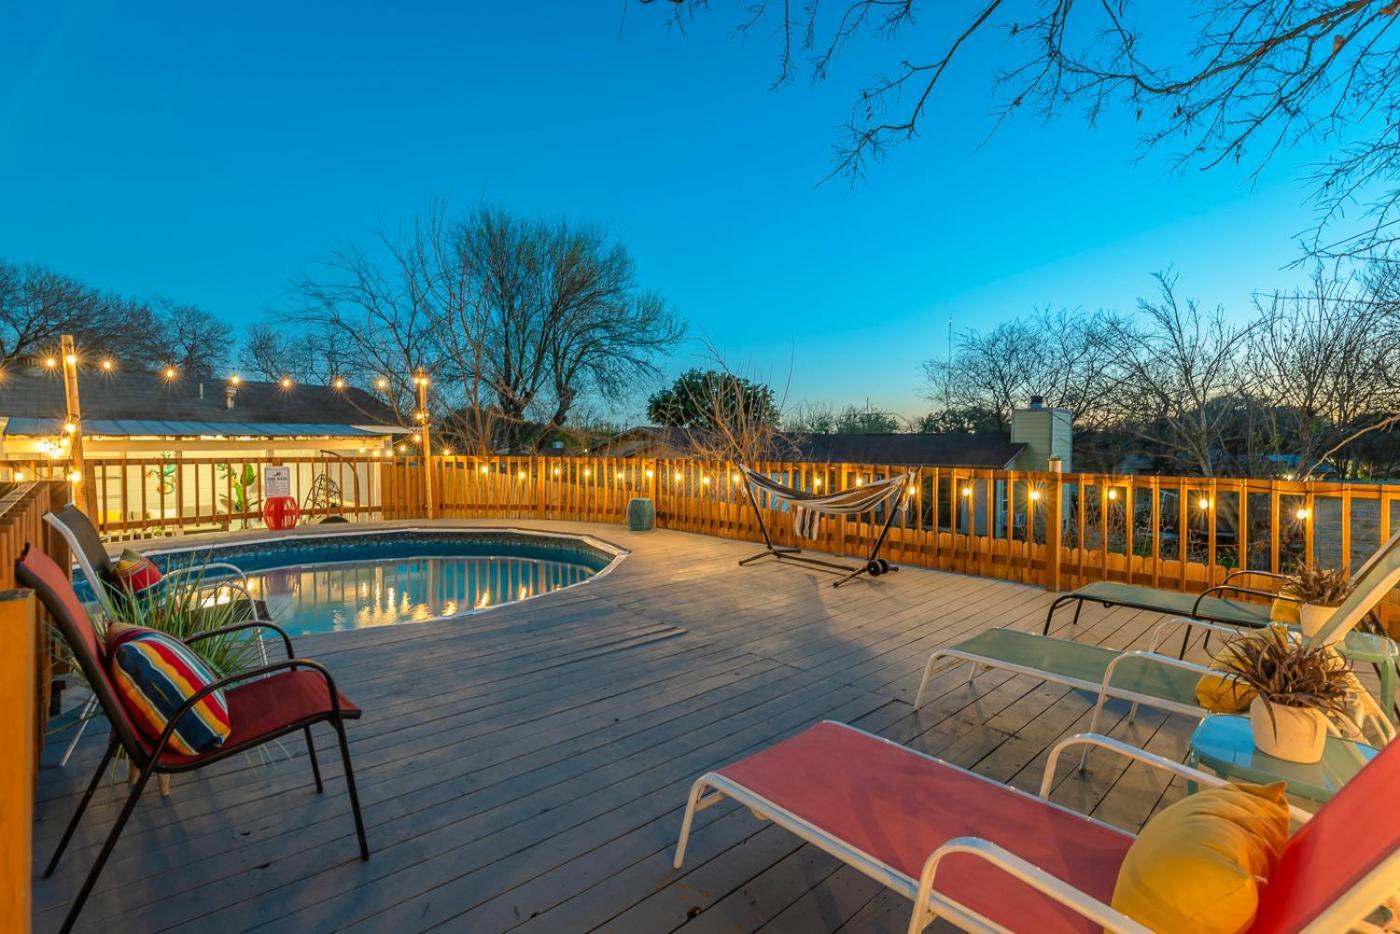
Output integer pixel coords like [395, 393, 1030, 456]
[1042, 528, 1400, 660]
[674, 720, 1399, 933]
[17, 543, 370, 934]
[913, 540, 1400, 753]
[45, 502, 278, 766]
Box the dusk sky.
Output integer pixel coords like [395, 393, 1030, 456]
[1, 2, 1337, 419]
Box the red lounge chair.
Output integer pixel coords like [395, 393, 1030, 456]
[18, 544, 370, 934]
[674, 721, 1400, 933]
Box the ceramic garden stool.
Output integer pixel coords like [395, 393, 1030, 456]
[626, 496, 655, 532]
[1186, 713, 1378, 804]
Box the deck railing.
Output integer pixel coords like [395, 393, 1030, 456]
[73, 454, 1400, 629]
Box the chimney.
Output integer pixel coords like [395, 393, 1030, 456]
[1029, 395, 1043, 410]
[225, 384, 237, 410]
[1010, 398, 1072, 472]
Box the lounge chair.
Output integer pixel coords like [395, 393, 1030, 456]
[913, 539, 1400, 748]
[674, 720, 1398, 933]
[17, 544, 370, 934]
[45, 502, 273, 766]
[1043, 529, 1400, 659]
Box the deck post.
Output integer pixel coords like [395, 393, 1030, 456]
[0, 589, 36, 934]
[416, 372, 436, 519]
[1045, 470, 1064, 592]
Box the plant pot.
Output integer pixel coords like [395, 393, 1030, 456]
[1298, 603, 1343, 646]
[1249, 697, 1327, 763]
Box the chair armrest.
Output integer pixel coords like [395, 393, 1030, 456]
[1146, 616, 1243, 652]
[916, 836, 1153, 934]
[185, 620, 294, 658]
[1192, 585, 1295, 616]
[1102, 649, 1216, 692]
[1040, 733, 1315, 825]
[161, 561, 251, 588]
[142, 658, 343, 763]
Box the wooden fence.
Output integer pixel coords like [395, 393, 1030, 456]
[78, 454, 1400, 628]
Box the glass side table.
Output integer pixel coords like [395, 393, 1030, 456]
[1187, 714, 1378, 804]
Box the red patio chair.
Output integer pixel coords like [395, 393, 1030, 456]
[675, 721, 1400, 933]
[18, 544, 370, 934]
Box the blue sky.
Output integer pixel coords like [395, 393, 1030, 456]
[0, 2, 1335, 419]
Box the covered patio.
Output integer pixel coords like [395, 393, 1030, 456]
[29, 518, 1255, 933]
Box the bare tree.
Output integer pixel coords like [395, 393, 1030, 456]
[155, 297, 233, 377]
[0, 260, 163, 366]
[643, 1, 1400, 259]
[276, 203, 682, 454]
[1249, 269, 1400, 476]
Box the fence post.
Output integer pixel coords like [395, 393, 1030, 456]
[0, 588, 36, 934]
[1045, 471, 1063, 592]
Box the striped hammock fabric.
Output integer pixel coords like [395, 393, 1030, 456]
[739, 466, 916, 539]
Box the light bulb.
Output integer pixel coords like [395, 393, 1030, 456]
[961, 486, 972, 497]
[1295, 507, 1311, 521]
[100, 358, 114, 371]
[1107, 489, 1118, 500]
[229, 374, 242, 386]
[480, 465, 489, 474]
[64, 353, 77, 365]
[1029, 489, 1040, 502]
[1198, 497, 1211, 510]
[163, 367, 177, 380]
[280, 376, 293, 389]
[375, 377, 388, 390]
[44, 357, 57, 369]
[332, 377, 346, 389]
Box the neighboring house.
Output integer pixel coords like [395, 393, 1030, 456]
[0, 369, 404, 462]
[0, 369, 407, 526]
[600, 400, 1071, 472]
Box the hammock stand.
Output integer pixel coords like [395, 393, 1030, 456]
[736, 466, 917, 588]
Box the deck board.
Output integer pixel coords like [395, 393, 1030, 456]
[31, 518, 1363, 933]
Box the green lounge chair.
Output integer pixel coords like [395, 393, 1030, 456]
[914, 540, 1400, 756]
[1042, 530, 1400, 697]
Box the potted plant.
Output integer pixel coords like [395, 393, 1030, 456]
[1281, 564, 1352, 646]
[1216, 626, 1356, 764]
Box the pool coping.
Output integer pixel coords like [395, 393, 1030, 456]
[119, 525, 631, 626]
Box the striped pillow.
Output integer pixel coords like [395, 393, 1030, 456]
[111, 548, 164, 598]
[109, 628, 231, 756]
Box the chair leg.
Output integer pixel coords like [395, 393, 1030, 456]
[59, 694, 99, 768]
[1178, 624, 1193, 660]
[913, 653, 945, 710]
[59, 759, 155, 934]
[332, 717, 369, 860]
[45, 739, 115, 878]
[1080, 692, 1110, 772]
[305, 726, 324, 793]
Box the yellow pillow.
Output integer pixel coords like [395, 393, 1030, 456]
[1110, 782, 1289, 934]
[1194, 670, 1255, 713]
[1270, 598, 1300, 624]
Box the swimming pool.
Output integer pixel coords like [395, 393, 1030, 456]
[122, 529, 624, 636]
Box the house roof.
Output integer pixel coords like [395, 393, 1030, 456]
[601, 426, 1025, 468]
[0, 370, 401, 437]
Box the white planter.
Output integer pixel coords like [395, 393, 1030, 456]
[1249, 697, 1327, 763]
[1298, 603, 1344, 646]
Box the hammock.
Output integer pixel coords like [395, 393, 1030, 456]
[736, 465, 918, 587]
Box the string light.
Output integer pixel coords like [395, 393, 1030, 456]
[12, 470, 24, 482]
[44, 357, 57, 369]
[961, 486, 973, 497]
[701, 475, 711, 485]
[813, 478, 823, 489]
[396, 444, 406, 453]
[162, 366, 177, 380]
[1198, 496, 1212, 510]
[583, 468, 591, 478]
[1029, 489, 1041, 502]
[517, 470, 527, 480]
[552, 467, 561, 477]
[375, 377, 388, 390]
[674, 471, 684, 482]
[1107, 488, 1118, 500]
[279, 376, 293, 389]
[615, 471, 624, 481]
[644, 468, 654, 479]
[441, 447, 452, 455]
[62, 422, 76, 435]
[100, 358, 114, 372]
[412, 432, 421, 442]
[1295, 507, 1311, 521]
[64, 353, 77, 365]
[480, 465, 490, 474]
[67, 469, 81, 483]
[332, 377, 346, 390]
[228, 374, 242, 386]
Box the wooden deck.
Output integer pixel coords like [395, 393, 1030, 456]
[30, 519, 1313, 932]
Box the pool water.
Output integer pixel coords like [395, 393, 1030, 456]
[242, 554, 596, 635]
[84, 530, 621, 637]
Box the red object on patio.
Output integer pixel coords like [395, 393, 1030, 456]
[262, 495, 300, 530]
[715, 722, 1132, 933]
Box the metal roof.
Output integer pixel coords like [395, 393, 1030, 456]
[2, 417, 404, 438]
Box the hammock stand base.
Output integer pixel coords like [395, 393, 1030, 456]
[737, 478, 905, 588]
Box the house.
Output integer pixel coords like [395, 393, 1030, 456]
[0, 369, 405, 464]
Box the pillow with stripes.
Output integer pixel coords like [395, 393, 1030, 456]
[108, 627, 231, 756]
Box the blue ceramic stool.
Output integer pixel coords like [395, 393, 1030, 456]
[627, 497, 655, 532]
